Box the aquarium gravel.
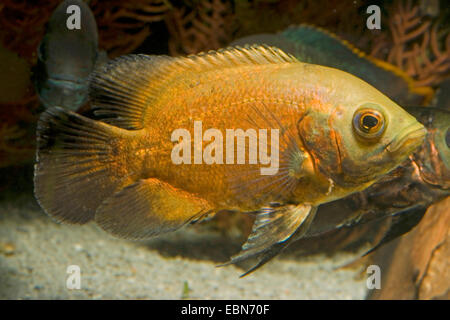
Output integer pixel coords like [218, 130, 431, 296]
[0, 196, 367, 300]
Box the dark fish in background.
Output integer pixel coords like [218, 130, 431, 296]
[34, 0, 107, 111]
[432, 78, 450, 110]
[231, 25, 433, 106]
[306, 106, 450, 254]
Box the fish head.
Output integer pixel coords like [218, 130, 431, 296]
[297, 69, 427, 189]
[35, 0, 99, 111]
[406, 107, 450, 190]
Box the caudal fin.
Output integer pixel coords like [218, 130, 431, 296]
[34, 107, 137, 224]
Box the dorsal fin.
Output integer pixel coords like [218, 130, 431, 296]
[89, 54, 173, 130]
[89, 45, 298, 130]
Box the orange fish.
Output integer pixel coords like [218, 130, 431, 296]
[34, 46, 426, 275]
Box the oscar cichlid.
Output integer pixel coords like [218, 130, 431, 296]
[35, 0, 107, 111]
[34, 45, 427, 275]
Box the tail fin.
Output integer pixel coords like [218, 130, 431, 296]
[34, 107, 137, 224]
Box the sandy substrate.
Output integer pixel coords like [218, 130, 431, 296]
[0, 195, 368, 299]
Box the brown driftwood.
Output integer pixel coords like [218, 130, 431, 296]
[368, 197, 450, 299]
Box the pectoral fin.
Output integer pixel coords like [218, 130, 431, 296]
[95, 178, 213, 240]
[221, 204, 317, 276]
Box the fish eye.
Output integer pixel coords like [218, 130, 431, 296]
[352, 108, 385, 140]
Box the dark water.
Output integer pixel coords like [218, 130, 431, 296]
[0, 0, 448, 300]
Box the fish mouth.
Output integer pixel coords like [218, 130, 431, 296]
[386, 122, 427, 154]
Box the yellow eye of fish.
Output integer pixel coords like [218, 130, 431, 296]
[353, 108, 385, 140]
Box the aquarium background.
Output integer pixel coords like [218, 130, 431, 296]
[0, 0, 448, 299]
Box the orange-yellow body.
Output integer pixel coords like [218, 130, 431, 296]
[109, 57, 423, 211]
[35, 46, 426, 274]
[127, 63, 335, 210]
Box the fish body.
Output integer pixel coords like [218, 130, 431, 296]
[232, 25, 433, 106]
[34, 46, 426, 275]
[35, 0, 106, 111]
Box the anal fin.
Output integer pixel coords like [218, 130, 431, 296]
[221, 204, 317, 276]
[95, 178, 213, 240]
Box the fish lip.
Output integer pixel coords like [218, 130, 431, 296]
[47, 77, 86, 89]
[386, 122, 427, 154]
